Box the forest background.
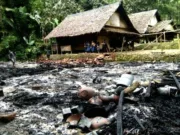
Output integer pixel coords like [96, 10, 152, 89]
[0, 0, 180, 60]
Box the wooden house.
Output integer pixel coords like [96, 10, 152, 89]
[129, 10, 177, 42]
[129, 9, 161, 34]
[45, 1, 138, 53]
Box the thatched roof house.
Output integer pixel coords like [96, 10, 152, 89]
[147, 20, 175, 33]
[128, 10, 161, 34]
[45, 2, 137, 39]
[45, 2, 139, 52]
[128, 10, 178, 42]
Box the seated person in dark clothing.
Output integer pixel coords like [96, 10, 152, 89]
[125, 39, 135, 51]
[84, 42, 91, 52]
[86, 46, 91, 52]
[101, 41, 110, 52]
[91, 41, 97, 52]
[127, 40, 135, 51]
[96, 42, 100, 53]
[84, 42, 88, 51]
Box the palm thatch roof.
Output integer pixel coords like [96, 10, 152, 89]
[45, 2, 122, 39]
[129, 9, 160, 34]
[147, 20, 174, 33]
[45, 1, 138, 39]
[176, 29, 180, 34]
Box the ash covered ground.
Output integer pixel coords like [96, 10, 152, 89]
[0, 61, 180, 135]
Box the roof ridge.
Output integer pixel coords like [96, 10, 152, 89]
[67, 2, 121, 18]
[129, 9, 157, 16]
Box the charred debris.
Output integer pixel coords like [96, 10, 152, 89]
[0, 62, 180, 135]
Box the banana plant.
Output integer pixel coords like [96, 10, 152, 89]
[23, 36, 35, 46]
[23, 35, 36, 53]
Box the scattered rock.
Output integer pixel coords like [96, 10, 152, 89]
[3, 86, 16, 95]
[0, 112, 16, 123]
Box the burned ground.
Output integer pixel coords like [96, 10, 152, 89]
[0, 62, 180, 135]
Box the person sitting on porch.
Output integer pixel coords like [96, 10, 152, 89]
[125, 39, 135, 51]
[101, 40, 110, 52]
[128, 40, 135, 51]
[96, 42, 100, 53]
[91, 41, 97, 52]
[84, 42, 91, 53]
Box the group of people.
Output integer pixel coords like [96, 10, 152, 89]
[84, 41, 110, 53]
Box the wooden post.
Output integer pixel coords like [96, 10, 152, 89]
[156, 35, 158, 43]
[161, 33, 163, 42]
[147, 37, 150, 43]
[121, 37, 125, 52]
[164, 32, 166, 42]
[178, 33, 180, 49]
[56, 44, 58, 54]
[143, 37, 146, 44]
[51, 44, 53, 54]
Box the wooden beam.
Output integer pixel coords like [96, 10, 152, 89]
[156, 35, 158, 43]
[51, 44, 53, 54]
[164, 32, 166, 42]
[141, 29, 180, 36]
[121, 37, 125, 52]
[56, 44, 58, 54]
[178, 33, 180, 49]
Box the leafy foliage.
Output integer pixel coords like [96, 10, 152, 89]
[123, 0, 180, 24]
[0, 0, 179, 60]
[0, 34, 18, 51]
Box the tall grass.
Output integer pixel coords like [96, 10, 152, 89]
[135, 40, 179, 50]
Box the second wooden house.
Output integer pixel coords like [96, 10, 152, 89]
[129, 10, 177, 42]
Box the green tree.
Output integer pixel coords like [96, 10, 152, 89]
[0, 0, 41, 60]
[123, 0, 180, 24]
